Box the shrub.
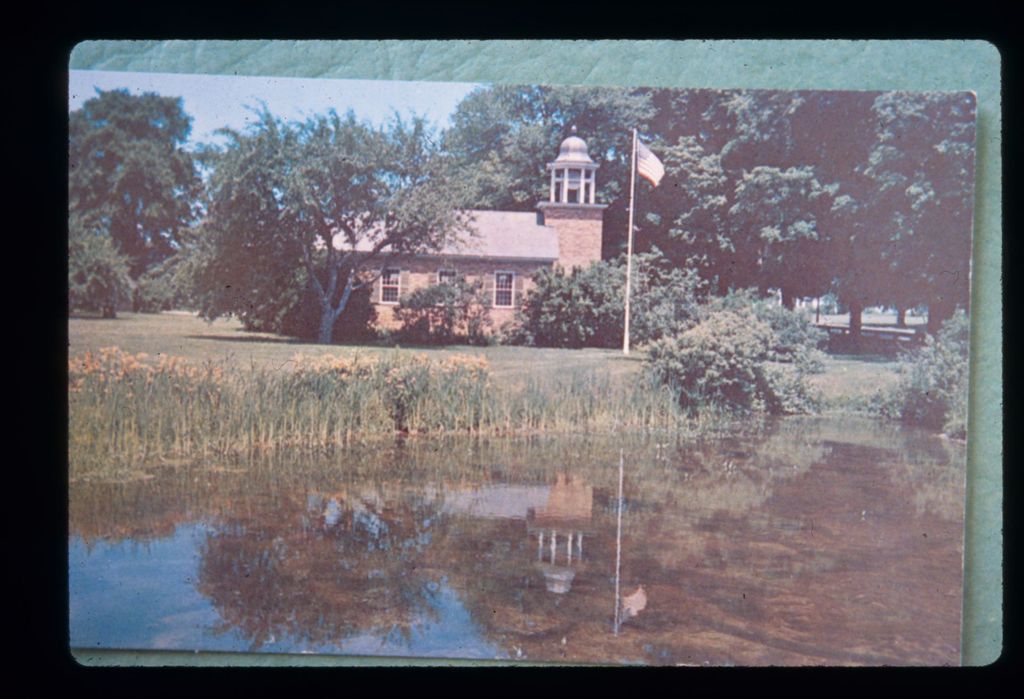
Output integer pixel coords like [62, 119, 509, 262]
[68, 227, 133, 318]
[494, 319, 533, 347]
[629, 252, 704, 344]
[645, 310, 820, 415]
[394, 278, 491, 345]
[646, 311, 772, 411]
[516, 263, 622, 348]
[514, 251, 702, 349]
[703, 289, 827, 371]
[874, 311, 969, 437]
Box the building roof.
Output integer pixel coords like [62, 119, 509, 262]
[451, 210, 560, 260]
[342, 209, 560, 261]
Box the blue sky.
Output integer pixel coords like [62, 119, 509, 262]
[69, 70, 482, 149]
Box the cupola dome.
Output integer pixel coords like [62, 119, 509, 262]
[543, 126, 600, 206]
[553, 126, 595, 165]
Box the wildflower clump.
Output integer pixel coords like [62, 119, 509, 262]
[69, 348, 225, 477]
[287, 352, 491, 433]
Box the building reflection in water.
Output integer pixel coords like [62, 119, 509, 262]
[437, 472, 596, 594]
[527, 474, 594, 594]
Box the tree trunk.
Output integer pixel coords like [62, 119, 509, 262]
[781, 288, 796, 310]
[315, 276, 356, 345]
[848, 299, 863, 349]
[317, 306, 335, 345]
[927, 297, 954, 335]
[102, 304, 116, 319]
[896, 305, 907, 328]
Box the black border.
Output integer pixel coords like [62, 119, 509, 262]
[18, 1, 1018, 695]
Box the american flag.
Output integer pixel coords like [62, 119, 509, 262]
[636, 139, 664, 187]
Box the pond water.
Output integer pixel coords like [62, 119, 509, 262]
[69, 416, 966, 665]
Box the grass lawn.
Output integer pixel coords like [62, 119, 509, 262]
[68, 311, 645, 385]
[807, 354, 902, 409]
[69, 311, 901, 404]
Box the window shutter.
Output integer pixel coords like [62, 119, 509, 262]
[513, 273, 524, 308]
[400, 269, 411, 301]
[484, 273, 495, 308]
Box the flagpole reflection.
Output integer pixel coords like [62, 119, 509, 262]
[614, 449, 625, 636]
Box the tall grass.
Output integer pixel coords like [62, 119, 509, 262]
[69, 348, 702, 479]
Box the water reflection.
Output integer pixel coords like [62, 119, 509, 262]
[69, 416, 965, 665]
[527, 474, 593, 594]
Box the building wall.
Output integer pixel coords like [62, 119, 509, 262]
[369, 256, 549, 331]
[539, 204, 604, 271]
[366, 203, 604, 335]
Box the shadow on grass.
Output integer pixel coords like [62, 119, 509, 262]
[185, 334, 405, 350]
[69, 313, 124, 321]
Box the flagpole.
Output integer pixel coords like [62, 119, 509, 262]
[623, 128, 638, 356]
[613, 448, 625, 636]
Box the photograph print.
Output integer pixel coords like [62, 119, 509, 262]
[68, 69, 976, 665]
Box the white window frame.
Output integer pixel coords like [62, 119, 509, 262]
[437, 268, 457, 285]
[380, 268, 401, 305]
[493, 271, 515, 308]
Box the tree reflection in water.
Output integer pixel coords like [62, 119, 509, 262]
[69, 417, 967, 664]
[196, 487, 449, 651]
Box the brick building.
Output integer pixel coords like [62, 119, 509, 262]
[365, 129, 607, 331]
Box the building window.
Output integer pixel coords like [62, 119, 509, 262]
[381, 268, 401, 304]
[437, 269, 457, 285]
[494, 271, 514, 308]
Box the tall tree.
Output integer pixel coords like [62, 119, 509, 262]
[862, 92, 977, 334]
[715, 90, 807, 173]
[729, 166, 838, 308]
[192, 110, 470, 344]
[69, 89, 200, 278]
[443, 84, 655, 257]
[647, 136, 733, 291]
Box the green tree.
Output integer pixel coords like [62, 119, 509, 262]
[863, 92, 977, 334]
[647, 137, 733, 292]
[69, 89, 200, 278]
[715, 90, 807, 173]
[728, 166, 838, 308]
[192, 110, 470, 344]
[68, 215, 133, 318]
[443, 84, 655, 257]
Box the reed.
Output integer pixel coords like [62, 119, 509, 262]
[68, 347, 705, 479]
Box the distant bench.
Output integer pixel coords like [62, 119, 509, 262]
[816, 323, 926, 354]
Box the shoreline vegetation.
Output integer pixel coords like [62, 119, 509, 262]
[69, 346, 733, 480]
[67, 312, 965, 482]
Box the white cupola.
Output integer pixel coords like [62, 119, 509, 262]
[547, 126, 599, 205]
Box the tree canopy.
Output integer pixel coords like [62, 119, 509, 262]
[443, 85, 977, 333]
[190, 110, 472, 343]
[69, 89, 200, 279]
[68, 83, 976, 339]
